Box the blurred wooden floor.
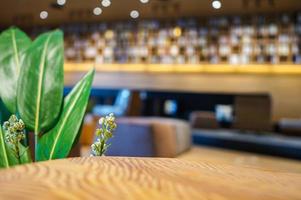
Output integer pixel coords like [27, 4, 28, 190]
[178, 146, 301, 173]
[82, 145, 301, 173]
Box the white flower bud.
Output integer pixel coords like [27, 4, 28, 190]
[99, 117, 104, 125]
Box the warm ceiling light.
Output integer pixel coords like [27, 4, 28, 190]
[40, 11, 48, 19]
[212, 0, 221, 9]
[101, 0, 111, 7]
[57, 0, 66, 6]
[130, 10, 139, 19]
[140, 0, 149, 3]
[93, 7, 102, 15]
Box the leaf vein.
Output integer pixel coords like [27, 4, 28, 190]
[11, 29, 20, 75]
[34, 34, 52, 135]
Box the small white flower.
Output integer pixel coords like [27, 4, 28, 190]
[99, 117, 104, 125]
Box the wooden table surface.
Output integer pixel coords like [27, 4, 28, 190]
[0, 157, 300, 200]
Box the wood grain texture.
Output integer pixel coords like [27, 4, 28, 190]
[0, 157, 300, 200]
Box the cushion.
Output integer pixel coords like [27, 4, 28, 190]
[116, 117, 191, 157]
[105, 122, 155, 157]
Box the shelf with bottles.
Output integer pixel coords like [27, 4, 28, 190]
[56, 12, 301, 65]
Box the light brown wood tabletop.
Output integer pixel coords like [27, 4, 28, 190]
[0, 156, 300, 200]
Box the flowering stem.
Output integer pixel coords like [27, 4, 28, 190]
[100, 140, 105, 155]
[15, 144, 21, 164]
[91, 113, 116, 156]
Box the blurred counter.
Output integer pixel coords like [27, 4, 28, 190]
[65, 63, 301, 75]
[65, 63, 301, 122]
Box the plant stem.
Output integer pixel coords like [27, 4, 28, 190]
[100, 139, 105, 156]
[34, 133, 38, 162]
[15, 144, 21, 164]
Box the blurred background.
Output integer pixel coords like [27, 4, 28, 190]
[1, 0, 301, 165]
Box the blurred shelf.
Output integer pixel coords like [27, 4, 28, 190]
[65, 62, 301, 75]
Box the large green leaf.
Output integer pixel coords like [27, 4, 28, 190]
[17, 30, 64, 133]
[0, 28, 31, 114]
[5, 146, 19, 167]
[0, 126, 9, 168]
[18, 143, 32, 164]
[37, 69, 95, 161]
[4, 142, 30, 167]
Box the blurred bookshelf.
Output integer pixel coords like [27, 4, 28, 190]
[50, 12, 301, 66]
[31, 12, 300, 75]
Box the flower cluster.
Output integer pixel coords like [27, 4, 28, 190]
[3, 115, 26, 160]
[3, 115, 25, 146]
[91, 113, 117, 156]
